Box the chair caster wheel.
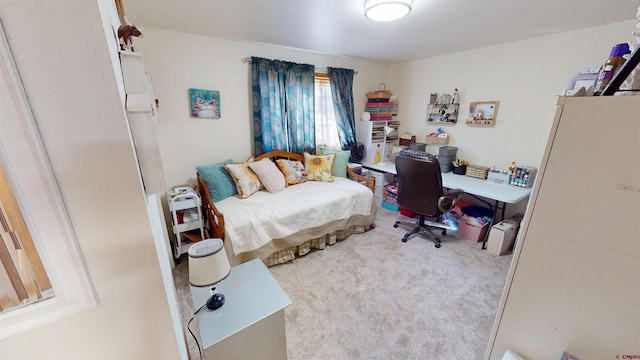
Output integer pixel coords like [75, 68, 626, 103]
[393, 223, 399, 228]
[435, 243, 441, 248]
[401, 237, 408, 243]
[442, 229, 447, 236]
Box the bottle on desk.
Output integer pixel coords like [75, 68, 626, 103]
[375, 144, 381, 163]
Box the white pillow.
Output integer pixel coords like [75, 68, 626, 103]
[248, 158, 286, 193]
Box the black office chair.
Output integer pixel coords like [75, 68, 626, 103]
[393, 152, 464, 248]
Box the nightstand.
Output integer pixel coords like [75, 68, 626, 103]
[190, 258, 292, 360]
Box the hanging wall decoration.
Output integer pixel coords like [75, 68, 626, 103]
[465, 101, 499, 126]
[189, 88, 221, 119]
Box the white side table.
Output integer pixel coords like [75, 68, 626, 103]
[191, 258, 292, 360]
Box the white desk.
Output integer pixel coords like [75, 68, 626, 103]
[364, 161, 531, 203]
[441, 172, 531, 205]
[363, 161, 532, 248]
[191, 258, 292, 360]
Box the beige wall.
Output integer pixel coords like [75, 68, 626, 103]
[0, 1, 180, 359]
[389, 20, 635, 170]
[133, 28, 389, 187]
[133, 20, 636, 221]
[0, 1, 633, 356]
[135, 20, 635, 190]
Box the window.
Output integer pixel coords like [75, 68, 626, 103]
[0, 163, 54, 313]
[314, 73, 341, 149]
[0, 25, 96, 340]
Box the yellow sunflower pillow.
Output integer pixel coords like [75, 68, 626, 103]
[224, 158, 263, 198]
[303, 152, 335, 182]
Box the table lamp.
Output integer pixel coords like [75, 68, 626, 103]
[188, 238, 231, 310]
[382, 124, 396, 161]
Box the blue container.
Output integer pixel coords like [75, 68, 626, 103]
[381, 201, 399, 212]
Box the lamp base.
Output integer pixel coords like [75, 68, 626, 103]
[206, 293, 225, 310]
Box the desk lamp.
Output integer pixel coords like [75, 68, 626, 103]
[382, 125, 396, 161]
[188, 238, 231, 310]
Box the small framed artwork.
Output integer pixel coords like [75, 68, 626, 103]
[189, 88, 220, 119]
[465, 101, 499, 126]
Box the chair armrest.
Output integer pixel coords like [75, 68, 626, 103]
[444, 188, 464, 197]
[347, 166, 375, 192]
[438, 188, 464, 214]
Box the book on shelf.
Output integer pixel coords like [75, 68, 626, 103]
[180, 229, 203, 245]
[370, 116, 393, 121]
[364, 108, 394, 113]
[365, 101, 394, 107]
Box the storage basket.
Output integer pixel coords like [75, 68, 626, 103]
[399, 134, 415, 146]
[458, 215, 490, 242]
[367, 83, 392, 100]
[425, 136, 449, 144]
[452, 165, 467, 175]
[465, 165, 490, 179]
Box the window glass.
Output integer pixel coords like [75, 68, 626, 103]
[0, 164, 54, 313]
[314, 74, 341, 149]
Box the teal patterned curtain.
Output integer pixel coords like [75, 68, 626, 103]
[251, 57, 315, 156]
[327, 67, 356, 149]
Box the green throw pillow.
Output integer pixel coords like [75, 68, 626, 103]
[196, 159, 237, 202]
[319, 147, 350, 178]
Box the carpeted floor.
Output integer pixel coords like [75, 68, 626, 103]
[173, 207, 513, 359]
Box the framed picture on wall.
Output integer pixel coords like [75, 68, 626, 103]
[189, 88, 221, 119]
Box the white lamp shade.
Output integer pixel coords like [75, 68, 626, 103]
[188, 239, 231, 287]
[364, 0, 412, 22]
[384, 125, 395, 136]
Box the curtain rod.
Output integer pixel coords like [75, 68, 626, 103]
[241, 57, 358, 75]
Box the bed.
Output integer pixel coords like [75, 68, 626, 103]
[197, 151, 376, 266]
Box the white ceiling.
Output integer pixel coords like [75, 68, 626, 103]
[122, 0, 639, 63]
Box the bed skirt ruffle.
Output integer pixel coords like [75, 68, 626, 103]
[262, 224, 369, 267]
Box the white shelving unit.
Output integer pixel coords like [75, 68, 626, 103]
[168, 185, 204, 259]
[356, 120, 399, 164]
[359, 96, 399, 165]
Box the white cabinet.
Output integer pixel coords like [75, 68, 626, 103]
[191, 258, 291, 360]
[486, 96, 640, 359]
[168, 185, 204, 259]
[356, 120, 399, 164]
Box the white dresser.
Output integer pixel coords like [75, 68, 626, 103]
[191, 258, 292, 360]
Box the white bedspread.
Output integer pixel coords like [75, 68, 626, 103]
[215, 177, 374, 255]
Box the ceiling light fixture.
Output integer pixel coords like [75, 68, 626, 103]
[364, 0, 412, 22]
